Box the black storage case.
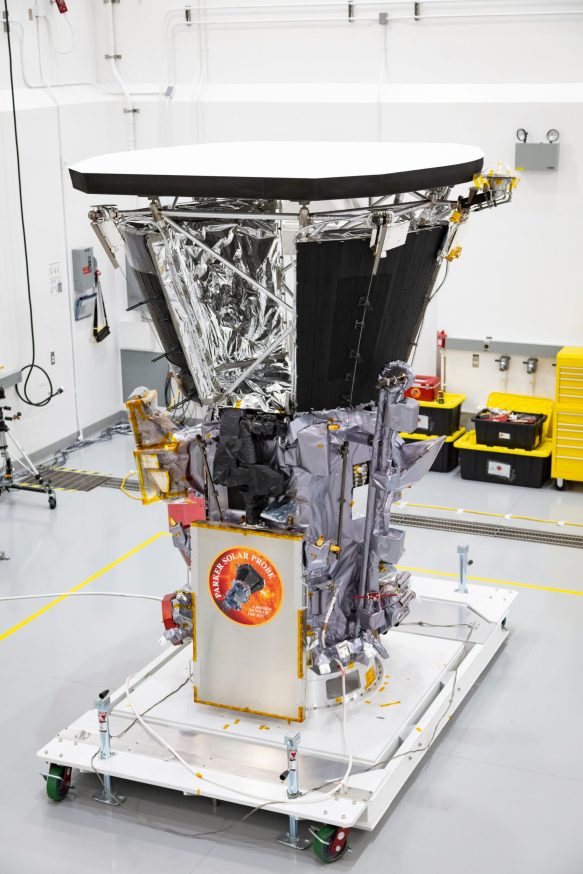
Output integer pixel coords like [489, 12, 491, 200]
[458, 446, 551, 488]
[416, 402, 462, 436]
[472, 410, 546, 451]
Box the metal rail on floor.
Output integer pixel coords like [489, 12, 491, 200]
[391, 512, 583, 549]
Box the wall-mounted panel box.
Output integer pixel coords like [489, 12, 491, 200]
[72, 247, 96, 292]
[515, 142, 559, 171]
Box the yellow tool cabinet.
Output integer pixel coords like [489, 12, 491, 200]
[552, 347, 583, 488]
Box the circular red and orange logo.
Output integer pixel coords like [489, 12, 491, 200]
[208, 546, 283, 626]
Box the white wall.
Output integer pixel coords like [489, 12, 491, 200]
[1, 0, 582, 455]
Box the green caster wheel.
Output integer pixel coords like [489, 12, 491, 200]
[312, 825, 350, 863]
[46, 764, 72, 801]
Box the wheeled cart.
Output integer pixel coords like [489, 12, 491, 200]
[38, 577, 515, 863]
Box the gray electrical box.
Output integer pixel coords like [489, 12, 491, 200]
[71, 247, 96, 292]
[515, 142, 559, 171]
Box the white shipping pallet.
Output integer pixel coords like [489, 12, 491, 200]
[38, 578, 515, 832]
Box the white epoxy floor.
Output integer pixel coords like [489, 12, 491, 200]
[1, 434, 582, 874]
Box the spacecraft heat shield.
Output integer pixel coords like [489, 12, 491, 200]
[118, 207, 449, 413]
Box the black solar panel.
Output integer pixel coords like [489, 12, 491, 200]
[295, 226, 447, 410]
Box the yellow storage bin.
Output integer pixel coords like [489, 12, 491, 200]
[454, 430, 552, 458]
[415, 392, 466, 410]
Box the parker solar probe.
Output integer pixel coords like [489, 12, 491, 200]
[39, 142, 517, 860]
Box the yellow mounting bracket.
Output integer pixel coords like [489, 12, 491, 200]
[445, 245, 463, 262]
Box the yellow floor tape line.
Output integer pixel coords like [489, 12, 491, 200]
[0, 531, 170, 642]
[398, 565, 583, 597]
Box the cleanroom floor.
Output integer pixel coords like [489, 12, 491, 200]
[1, 433, 582, 874]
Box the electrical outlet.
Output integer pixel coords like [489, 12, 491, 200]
[49, 261, 63, 295]
[50, 352, 56, 365]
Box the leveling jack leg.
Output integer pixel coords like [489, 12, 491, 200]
[93, 689, 125, 806]
[276, 733, 311, 850]
[455, 544, 473, 594]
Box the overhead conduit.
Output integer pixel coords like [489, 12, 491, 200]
[104, 0, 135, 150]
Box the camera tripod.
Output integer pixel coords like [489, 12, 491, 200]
[0, 388, 57, 510]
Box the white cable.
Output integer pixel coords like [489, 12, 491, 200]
[10, 17, 97, 89]
[376, 16, 389, 141]
[0, 592, 162, 603]
[104, 0, 135, 150]
[123, 666, 355, 807]
[320, 588, 339, 648]
[38, 10, 74, 56]
[330, 661, 353, 790]
[197, 0, 209, 143]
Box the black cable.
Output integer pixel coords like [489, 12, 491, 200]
[41, 422, 131, 468]
[164, 373, 172, 407]
[89, 676, 190, 794]
[112, 677, 190, 740]
[14, 421, 133, 482]
[3, 0, 61, 408]
[347, 235, 381, 405]
[120, 796, 276, 842]
[409, 259, 449, 367]
[427, 259, 450, 303]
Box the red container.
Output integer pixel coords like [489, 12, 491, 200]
[167, 494, 206, 527]
[405, 375, 441, 402]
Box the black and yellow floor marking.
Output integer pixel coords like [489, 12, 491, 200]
[16, 467, 140, 493]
